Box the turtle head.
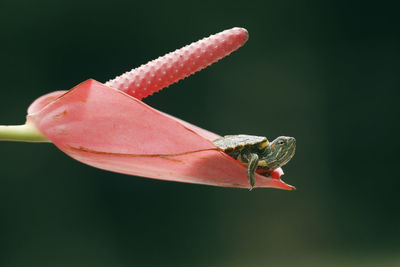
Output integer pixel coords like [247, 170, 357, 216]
[261, 136, 296, 169]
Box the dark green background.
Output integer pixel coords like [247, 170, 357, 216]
[0, 0, 399, 266]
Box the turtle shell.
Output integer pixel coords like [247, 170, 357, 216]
[213, 134, 268, 153]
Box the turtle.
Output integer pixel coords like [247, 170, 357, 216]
[213, 134, 296, 189]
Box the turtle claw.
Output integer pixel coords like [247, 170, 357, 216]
[246, 153, 258, 191]
[248, 172, 256, 191]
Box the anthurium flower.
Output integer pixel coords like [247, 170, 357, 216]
[0, 28, 295, 190]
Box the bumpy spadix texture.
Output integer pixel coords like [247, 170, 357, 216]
[105, 27, 249, 99]
[26, 27, 294, 190]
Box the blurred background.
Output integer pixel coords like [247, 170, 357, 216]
[0, 0, 399, 266]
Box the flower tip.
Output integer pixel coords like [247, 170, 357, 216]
[276, 180, 296, 191]
[232, 27, 249, 44]
[287, 184, 297, 191]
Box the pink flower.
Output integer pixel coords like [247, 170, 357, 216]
[23, 28, 295, 190]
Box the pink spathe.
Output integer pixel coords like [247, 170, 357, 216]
[27, 80, 294, 190]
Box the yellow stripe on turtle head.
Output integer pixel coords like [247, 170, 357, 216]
[258, 160, 268, 167]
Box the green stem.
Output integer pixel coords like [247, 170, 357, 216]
[0, 123, 50, 142]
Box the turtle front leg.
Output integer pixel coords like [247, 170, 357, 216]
[243, 152, 259, 190]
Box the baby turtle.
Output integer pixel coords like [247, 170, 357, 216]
[213, 134, 296, 189]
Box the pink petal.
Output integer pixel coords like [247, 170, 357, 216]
[28, 80, 294, 190]
[27, 90, 67, 114]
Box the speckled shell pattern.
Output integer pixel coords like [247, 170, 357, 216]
[213, 135, 268, 151]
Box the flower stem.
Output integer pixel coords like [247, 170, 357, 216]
[0, 122, 50, 142]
